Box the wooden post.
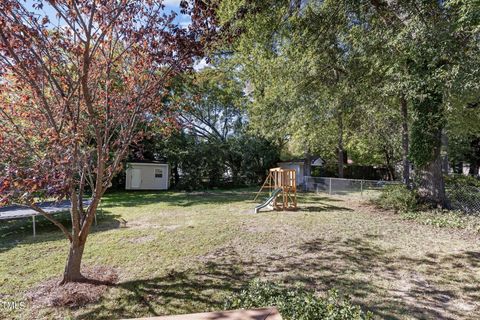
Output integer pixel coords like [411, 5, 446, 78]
[361, 180, 364, 197]
[32, 215, 36, 237]
[255, 168, 297, 211]
[329, 178, 332, 195]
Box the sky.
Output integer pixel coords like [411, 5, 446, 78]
[23, 0, 207, 69]
[162, 0, 192, 28]
[24, 0, 191, 28]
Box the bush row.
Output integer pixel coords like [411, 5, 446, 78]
[376, 184, 418, 213]
[225, 280, 372, 320]
[376, 179, 480, 233]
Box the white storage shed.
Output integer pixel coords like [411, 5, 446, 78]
[277, 161, 306, 186]
[277, 157, 324, 187]
[125, 162, 170, 190]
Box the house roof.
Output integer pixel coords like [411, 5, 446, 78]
[278, 159, 306, 164]
[128, 159, 167, 164]
[127, 160, 168, 166]
[278, 157, 325, 166]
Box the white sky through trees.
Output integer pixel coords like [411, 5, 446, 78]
[24, 0, 191, 27]
[23, 0, 207, 68]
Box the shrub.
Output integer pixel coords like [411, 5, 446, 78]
[376, 184, 418, 213]
[400, 210, 480, 232]
[225, 280, 372, 320]
[401, 210, 464, 228]
[444, 174, 480, 188]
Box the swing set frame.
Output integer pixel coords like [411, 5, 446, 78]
[254, 167, 297, 211]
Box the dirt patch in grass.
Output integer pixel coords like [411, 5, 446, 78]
[352, 198, 480, 240]
[163, 224, 182, 231]
[127, 215, 182, 230]
[187, 191, 214, 196]
[26, 266, 118, 308]
[128, 235, 156, 244]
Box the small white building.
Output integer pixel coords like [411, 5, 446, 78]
[277, 158, 325, 186]
[278, 161, 306, 186]
[125, 162, 170, 190]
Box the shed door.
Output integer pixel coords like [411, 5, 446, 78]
[131, 169, 141, 188]
[153, 168, 165, 189]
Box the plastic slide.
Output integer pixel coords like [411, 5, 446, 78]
[254, 188, 282, 213]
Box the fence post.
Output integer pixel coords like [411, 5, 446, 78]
[361, 180, 363, 197]
[32, 215, 36, 237]
[329, 178, 332, 195]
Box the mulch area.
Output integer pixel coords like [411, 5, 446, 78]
[25, 265, 118, 308]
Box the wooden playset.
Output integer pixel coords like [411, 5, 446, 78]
[254, 167, 297, 212]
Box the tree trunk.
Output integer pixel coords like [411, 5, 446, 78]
[453, 161, 463, 174]
[400, 96, 410, 185]
[173, 163, 180, 186]
[231, 167, 239, 185]
[337, 113, 344, 178]
[441, 130, 449, 174]
[228, 155, 241, 185]
[388, 165, 395, 181]
[384, 151, 395, 181]
[468, 137, 480, 177]
[410, 83, 447, 208]
[60, 196, 100, 284]
[304, 152, 312, 177]
[470, 163, 479, 177]
[303, 152, 313, 191]
[61, 240, 86, 284]
[418, 129, 448, 208]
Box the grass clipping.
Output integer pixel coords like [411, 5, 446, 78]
[26, 266, 118, 308]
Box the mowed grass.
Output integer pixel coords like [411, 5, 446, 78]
[1, 189, 479, 319]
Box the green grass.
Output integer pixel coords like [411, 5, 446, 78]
[1, 189, 479, 319]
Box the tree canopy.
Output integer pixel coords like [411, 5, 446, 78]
[0, 0, 214, 283]
[216, 0, 480, 205]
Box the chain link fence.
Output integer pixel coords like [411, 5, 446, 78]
[304, 176, 400, 197]
[446, 184, 480, 214]
[305, 176, 480, 214]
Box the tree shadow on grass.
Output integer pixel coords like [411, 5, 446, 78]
[75, 234, 480, 320]
[276, 237, 477, 320]
[75, 241, 378, 319]
[0, 209, 121, 254]
[100, 190, 344, 209]
[297, 194, 345, 203]
[298, 204, 353, 212]
[1, 189, 258, 253]
[101, 189, 255, 208]
[76, 254, 249, 320]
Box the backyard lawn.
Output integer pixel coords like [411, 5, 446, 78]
[0, 189, 479, 320]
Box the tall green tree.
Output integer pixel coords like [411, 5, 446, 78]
[218, 0, 368, 178]
[134, 66, 281, 188]
[219, 0, 479, 206]
[349, 0, 480, 206]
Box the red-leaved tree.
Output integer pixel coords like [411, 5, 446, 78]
[0, 0, 216, 284]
